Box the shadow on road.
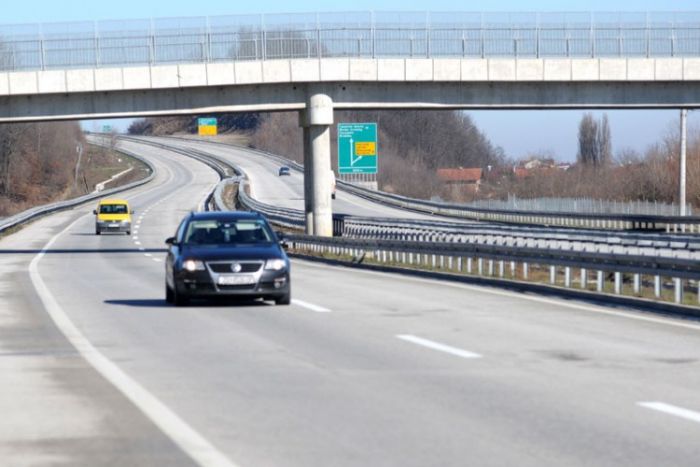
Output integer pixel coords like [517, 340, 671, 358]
[105, 298, 271, 308]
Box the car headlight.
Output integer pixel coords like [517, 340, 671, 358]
[265, 259, 286, 271]
[183, 259, 206, 272]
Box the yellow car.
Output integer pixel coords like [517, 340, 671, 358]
[93, 199, 133, 235]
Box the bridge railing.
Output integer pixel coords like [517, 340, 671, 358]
[2, 12, 700, 71]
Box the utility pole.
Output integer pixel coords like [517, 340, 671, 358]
[680, 109, 687, 216]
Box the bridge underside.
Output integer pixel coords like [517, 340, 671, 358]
[1, 81, 700, 123]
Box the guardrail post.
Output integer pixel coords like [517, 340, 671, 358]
[499, 261, 504, 278]
[467, 258, 473, 274]
[510, 261, 516, 277]
[550, 266, 556, 284]
[458, 257, 463, 272]
[432, 254, 437, 268]
[581, 268, 587, 289]
[614, 272, 622, 295]
[488, 260, 494, 276]
[633, 274, 641, 295]
[674, 278, 683, 304]
[478, 258, 483, 275]
[597, 271, 604, 292]
[654, 275, 662, 298]
[564, 267, 571, 288]
[523, 262, 529, 279]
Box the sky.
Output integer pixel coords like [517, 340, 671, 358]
[9, 0, 700, 162]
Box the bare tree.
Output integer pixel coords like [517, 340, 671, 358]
[577, 113, 599, 166]
[598, 113, 612, 166]
[578, 113, 612, 167]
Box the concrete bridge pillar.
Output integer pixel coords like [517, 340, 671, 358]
[299, 89, 334, 237]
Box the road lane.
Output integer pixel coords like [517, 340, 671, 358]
[3, 137, 700, 466]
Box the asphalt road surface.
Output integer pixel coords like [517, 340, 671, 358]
[1, 138, 699, 466]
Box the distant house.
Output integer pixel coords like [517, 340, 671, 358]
[437, 167, 483, 194]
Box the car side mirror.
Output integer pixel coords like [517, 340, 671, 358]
[165, 237, 178, 246]
[93, 210, 97, 215]
[131, 210, 135, 214]
[280, 241, 289, 251]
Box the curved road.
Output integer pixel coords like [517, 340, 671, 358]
[143, 135, 452, 220]
[1, 138, 700, 466]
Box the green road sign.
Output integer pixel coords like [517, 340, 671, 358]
[338, 123, 378, 174]
[102, 125, 112, 133]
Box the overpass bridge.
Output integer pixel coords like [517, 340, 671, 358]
[2, 11, 700, 234]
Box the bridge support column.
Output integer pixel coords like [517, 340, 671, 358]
[301, 123, 314, 234]
[300, 90, 334, 237]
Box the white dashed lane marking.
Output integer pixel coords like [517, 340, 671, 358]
[638, 402, 700, 425]
[396, 335, 482, 359]
[291, 299, 331, 313]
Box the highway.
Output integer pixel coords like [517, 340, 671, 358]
[141, 136, 456, 221]
[2, 138, 700, 466]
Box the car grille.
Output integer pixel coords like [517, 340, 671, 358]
[218, 284, 257, 291]
[207, 261, 263, 274]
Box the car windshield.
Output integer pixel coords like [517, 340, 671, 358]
[183, 219, 273, 245]
[100, 204, 128, 214]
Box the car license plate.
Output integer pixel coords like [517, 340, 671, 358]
[109, 223, 120, 228]
[218, 275, 256, 286]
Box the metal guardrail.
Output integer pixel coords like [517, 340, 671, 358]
[286, 234, 700, 307]
[336, 181, 700, 233]
[0, 142, 154, 235]
[2, 12, 700, 71]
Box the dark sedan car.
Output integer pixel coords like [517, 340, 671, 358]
[278, 166, 291, 176]
[165, 211, 291, 306]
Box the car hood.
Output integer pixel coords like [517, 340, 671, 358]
[180, 243, 284, 261]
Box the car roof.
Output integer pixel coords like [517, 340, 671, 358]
[98, 199, 129, 205]
[187, 211, 265, 222]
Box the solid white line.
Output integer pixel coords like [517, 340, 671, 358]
[638, 402, 700, 424]
[396, 334, 482, 359]
[294, 260, 700, 332]
[291, 299, 331, 313]
[29, 224, 239, 467]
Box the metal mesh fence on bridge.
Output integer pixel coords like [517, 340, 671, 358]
[1, 11, 700, 71]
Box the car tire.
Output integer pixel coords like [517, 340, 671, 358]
[96, 229, 101, 235]
[165, 283, 174, 304]
[126, 230, 131, 236]
[173, 285, 189, 307]
[275, 293, 291, 305]
[331, 193, 336, 200]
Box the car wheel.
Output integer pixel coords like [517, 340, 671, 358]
[331, 193, 336, 199]
[275, 293, 291, 305]
[96, 229, 101, 235]
[165, 282, 174, 304]
[126, 230, 131, 235]
[173, 285, 189, 307]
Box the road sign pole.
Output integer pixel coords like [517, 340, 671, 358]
[680, 108, 687, 216]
